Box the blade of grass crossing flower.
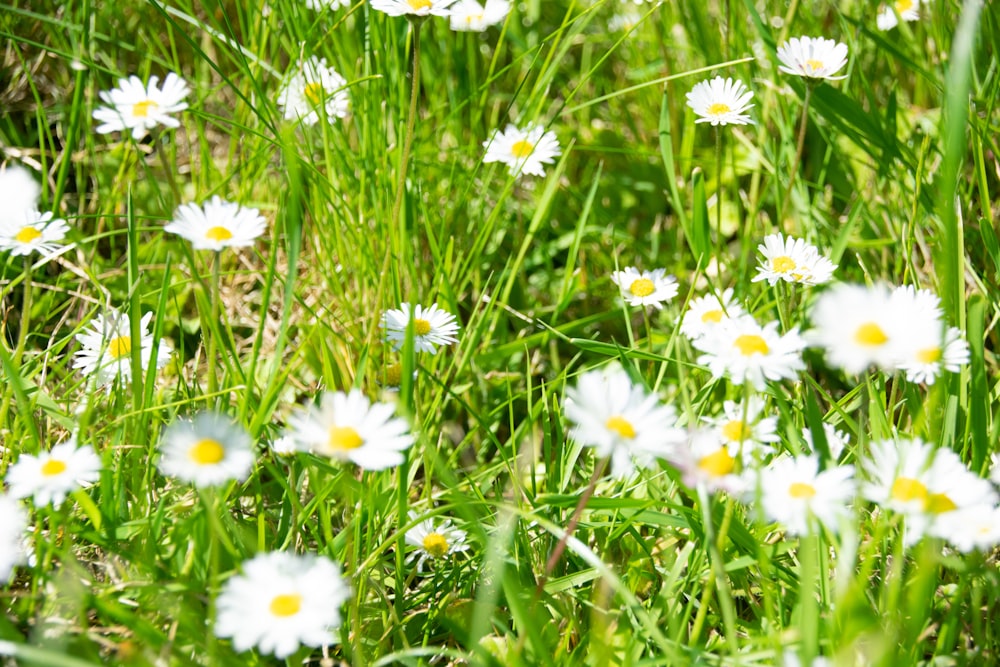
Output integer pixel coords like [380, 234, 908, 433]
[126, 188, 143, 413]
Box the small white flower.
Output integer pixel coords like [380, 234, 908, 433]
[381, 302, 460, 354]
[937, 504, 1000, 553]
[563, 364, 686, 479]
[304, 0, 352, 9]
[801, 423, 849, 461]
[482, 123, 561, 177]
[701, 396, 780, 458]
[277, 56, 350, 127]
[370, 0, 456, 16]
[686, 76, 755, 126]
[6, 438, 102, 507]
[668, 427, 747, 495]
[165, 196, 267, 250]
[271, 434, 299, 456]
[288, 390, 414, 470]
[0, 165, 42, 224]
[93, 72, 190, 140]
[776, 36, 849, 81]
[0, 495, 29, 583]
[679, 288, 745, 341]
[756, 454, 855, 535]
[405, 511, 470, 571]
[751, 233, 836, 286]
[610, 267, 679, 310]
[899, 326, 969, 385]
[72, 307, 172, 387]
[214, 551, 351, 658]
[448, 0, 510, 31]
[158, 412, 255, 487]
[693, 315, 806, 390]
[877, 0, 921, 31]
[0, 209, 69, 257]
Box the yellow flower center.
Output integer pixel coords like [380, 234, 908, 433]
[734, 334, 769, 356]
[789, 482, 817, 499]
[806, 59, 824, 72]
[629, 278, 655, 298]
[707, 102, 731, 116]
[926, 493, 957, 514]
[385, 362, 403, 387]
[466, 13, 483, 23]
[41, 459, 68, 477]
[132, 99, 158, 118]
[108, 336, 132, 359]
[303, 82, 324, 106]
[721, 420, 749, 442]
[697, 448, 735, 477]
[408, 0, 432, 9]
[413, 318, 432, 336]
[15, 227, 42, 244]
[917, 347, 941, 364]
[890, 477, 927, 504]
[422, 532, 450, 557]
[701, 309, 723, 323]
[511, 140, 535, 158]
[189, 438, 225, 465]
[205, 226, 233, 242]
[896, 0, 914, 11]
[771, 256, 796, 273]
[328, 425, 364, 451]
[854, 322, 888, 347]
[605, 415, 636, 439]
[269, 593, 302, 617]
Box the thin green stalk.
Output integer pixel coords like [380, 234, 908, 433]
[207, 251, 221, 396]
[693, 485, 739, 654]
[13, 261, 32, 369]
[714, 127, 724, 262]
[779, 84, 813, 228]
[391, 20, 422, 263]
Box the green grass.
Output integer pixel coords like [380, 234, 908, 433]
[2, 0, 1000, 665]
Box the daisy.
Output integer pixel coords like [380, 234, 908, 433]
[563, 364, 686, 479]
[448, 0, 510, 31]
[877, 0, 921, 31]
[668, 427, 747, 495]
[755, 454, 855, 535]
[72, 307, 172, 386]
[277, 56, 350, 127]
[482, 123, 561, 177]
[157, 412, 255, 487]
[287, 390, 414, 469]
[701, 396, 780, 458]
[801, 423, 849, 461]
[0, 165, 42, 223]
[0, 494, 29, 583]
[610, 267, 679, 309]
[937, 504, 1000, 553]
[6, 438, 102, 508]
[405, 511, 470, 571]
[679, 288, 745, 341]
[165, 196, 268, 250]
[899, 326, 968, 385]
[370, 0, 456, 17]
[686, 76, 755, 126]
[214, 551, 350, 658]
[304, 0, 352, 9]
[93, 72, 190, 140]
[692, 315, 806, 390]
[751, 233, 836, 286]
[0, 209, 69, 257]
[776, 37, 849, 81]
[381, 302, 460, 354]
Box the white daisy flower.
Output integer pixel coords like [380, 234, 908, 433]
[0, 209, 69, 257]
[937, 504, 1000, 553]
[756, 454, 855, 535]
[157, 412, 255, 487]
[877, 0, 921, 31]
[92, 72, 190, 140]
[776, 36, 849, 81]
[72, 307, 172, 386]
[668, 427, 748, 495]
[381, 302, 460, 354]
[288, 390, 414, 470]
[482, 123, 561, 177]
[214, 551, 350, 659]
[277, 56, 350, 127]
[701, 396, 780, 458]
[0, 494, 29, 583]
[751, 233, 836, 286]
[801, 423, 849, 461]
[304, 0, 352, 9]
[686, 76, 755, 126]
[448, 0, 510, 31]
[370, 0, 456, 17]
[899, 326, 969, 385]
[679, 288, 745, 341]
[0, 165, 42, 224]
[563, 364, 686, 479]
[405, 511, 470, 571]
[270, 434, 299, 456]
[164, 196, 267, 251]
[6, 438, 102, 508]
[610, 266, 679, 310]
[692, 315, 806, 390]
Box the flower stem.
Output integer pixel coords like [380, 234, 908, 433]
[207, 251, 221, 396]
[391, 21, 422, 258]
[13, 260, 32, 367]
[714, 126, 725, 262]
[779, 84, 813, 229]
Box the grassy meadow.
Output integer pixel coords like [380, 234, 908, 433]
[2, 0, 1000, 664]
